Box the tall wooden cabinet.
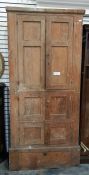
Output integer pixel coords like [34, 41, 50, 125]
[7, 7, 85, 170]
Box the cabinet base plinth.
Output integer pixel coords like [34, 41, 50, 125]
[9, 146, 80, 170]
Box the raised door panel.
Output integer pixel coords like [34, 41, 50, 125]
[19, 122, 44, 146]
[46, 16, 73, 89]
[45, 122, 72, 145]
[17, 15, 45, 90]
[45, 91, 71, 121]
[19, 91, 45, 122]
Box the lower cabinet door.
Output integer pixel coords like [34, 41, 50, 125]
[18, 91, 45, 146]
[45, 91, 80, 145]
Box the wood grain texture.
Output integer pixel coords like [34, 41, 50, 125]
[7, 12, 19, 147]
[72, 15, 83, 91]
[17, 15, 45, 90]
[9, 147, 80, 170]
[46, 15, 73, 89]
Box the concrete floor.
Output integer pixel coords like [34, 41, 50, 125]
[0, 161, 89, 175]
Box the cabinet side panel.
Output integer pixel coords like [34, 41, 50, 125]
[73, 15, 83, 91]
[7, 12, 19, 147]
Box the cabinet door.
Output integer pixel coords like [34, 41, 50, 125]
[9, 14, 46, 146]
[17, 15, 45, 90]
[18, 91, 45, 146]
[46, 16, 73, 89]
[16, 15, 45, 146]
[45, 91, 79, 145]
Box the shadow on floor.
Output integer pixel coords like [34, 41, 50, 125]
[0, 160, 89, 175]
[0, 160, 8, 170]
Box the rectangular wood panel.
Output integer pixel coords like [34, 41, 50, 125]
[51, 22, 69, 42]
[23, 21, 41, 41]
[23, 47, 41, 88]
[19, 122, 44, 146]
[45, 91, 71, 121]
[19, 92, 45, 122]
[9, 148, 80, 170]
[50, 47, 68, 86]
[45, 122, 72, 145]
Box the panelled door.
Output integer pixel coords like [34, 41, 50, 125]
[17, 15, 45, 146]
[45, 16, 75, 146]
[46, 16, 73, 89]
[14, 14, 74, 147]
[45, 91, 79, 146]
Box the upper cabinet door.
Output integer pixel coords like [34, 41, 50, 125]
[46, 16, 73, 89]
[17, 15, 45, 91]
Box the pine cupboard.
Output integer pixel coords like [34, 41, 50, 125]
[7, 7, 85, 170]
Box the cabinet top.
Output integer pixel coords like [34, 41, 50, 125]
[6, 7, 85, 15]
